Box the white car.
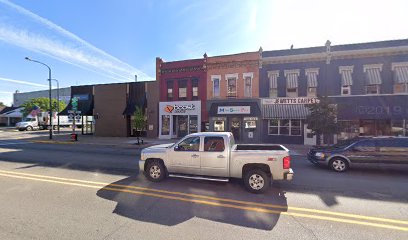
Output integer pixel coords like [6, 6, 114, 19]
[140, 132, 293, 193]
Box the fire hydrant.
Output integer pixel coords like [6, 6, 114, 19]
[70, 133, 78, 141]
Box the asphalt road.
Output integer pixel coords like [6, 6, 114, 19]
[0, 131, 407, 239]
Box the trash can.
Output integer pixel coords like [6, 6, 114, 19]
[70, 133, 78, 141]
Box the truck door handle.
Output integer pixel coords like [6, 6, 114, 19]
[217, 155, 225, 158]
[191, 154, 199, 158]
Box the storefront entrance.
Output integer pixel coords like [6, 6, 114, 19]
[159, 101, 201, 139]
[229, 118, 241, 141]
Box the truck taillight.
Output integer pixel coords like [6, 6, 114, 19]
[283, 156, 291, 169]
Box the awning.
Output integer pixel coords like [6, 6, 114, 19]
[123, 82, 147, 116]
[365, 68, 382, 85]
[262, 104, 310, 119]
[59, 85, 94, 116]
[394, 66, 408, 83]
[268, 71, 278, 89]
[306, 72, 318, 88]
[341, 70, 353, 86]
[286, 73, 298, 88]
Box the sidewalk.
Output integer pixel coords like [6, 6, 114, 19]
[31, 133, 310, 154]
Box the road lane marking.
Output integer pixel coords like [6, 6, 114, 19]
[1, 169, 407, 226]
[0, 169, 406, 227]
[0, 171, 407, 232]
[0, 141, 31, 146]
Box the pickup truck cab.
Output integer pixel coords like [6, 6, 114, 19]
[140, 132, 293, 193]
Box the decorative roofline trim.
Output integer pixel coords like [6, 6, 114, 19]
[261, 46, 408, 65]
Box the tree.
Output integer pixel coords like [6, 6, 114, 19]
[0, 102, 6, 108]
[305, 96, 338, 145]
[20, 97, 67, 117]
[133, 106, 146, 144]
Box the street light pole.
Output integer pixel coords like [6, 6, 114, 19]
[25, 57, 53, 140]
[51, 79, 60, 133]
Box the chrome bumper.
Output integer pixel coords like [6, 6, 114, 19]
[138, 160, 146, 172]
[284, 168, 294, 181]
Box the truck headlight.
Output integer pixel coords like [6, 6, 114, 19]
[315, 152, 325, 159]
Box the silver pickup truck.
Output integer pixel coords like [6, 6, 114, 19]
[140, 132, 293, 193]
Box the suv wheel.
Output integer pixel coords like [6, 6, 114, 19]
[145, 160, 166, 182]
[243, 169, 270, 194]
[330, 158, 349, 172]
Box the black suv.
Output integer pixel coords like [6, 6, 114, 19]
[307, 137, 408, 172]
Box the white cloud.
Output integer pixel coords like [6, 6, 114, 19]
[0, 77, 48, 87]
[0, 0, 152, 81]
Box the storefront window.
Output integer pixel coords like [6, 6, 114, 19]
[214, 120, 225, 131]
[291, 120, 301, 135]
[244, 120, 256, 129]
[337, 120, 360, 140]
[268, 119, 301, 136]
[189, 115, 198, 133]
[391, 120, 404, 136]
[161, 115, 170, 135]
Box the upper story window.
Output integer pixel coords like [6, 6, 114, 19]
[226, 73, 238, 98]
[243, 72, 253, 98]
[167, 80, 173, 100]
[339, 66, 353, 96]
[284, 69, 300, 97]
[192, 79, 199, 100]
[211, 75, 221, 98]
[364, 64, 383, 95]
[305, 68, 319, 97]
[178, 80, 187, 100]
[268, 70, 279, 98]
[392, 62, 408, 94]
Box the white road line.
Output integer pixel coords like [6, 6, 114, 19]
[0, 141, 31, 146]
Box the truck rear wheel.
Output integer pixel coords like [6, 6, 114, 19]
[243, 169, 270, 194]
[145, 160, 166, 182]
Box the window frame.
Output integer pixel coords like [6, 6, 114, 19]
[192, 79, 199, 100]
[226, 73, 238, 98]
[286, 87, 298, 97]
[307, 87, 317, 97]
[366, 84, 380, 95]
[394, 83, 408, 94]
[166, 80, 173, 101]
[211, 75, 221, 98]
[341, 85, 351, 95]
[268, 119, 302, 136]
[243, 72, 253, 98]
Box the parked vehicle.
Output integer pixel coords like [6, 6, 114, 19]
[15, 112, 73, 131]
[139, 132, 293, 193]
[307, 137, 408, 172]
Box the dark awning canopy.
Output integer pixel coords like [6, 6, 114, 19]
[262, 104, 310, 119]
[123, 82, 147, 116]
[59, 85, 94, 116]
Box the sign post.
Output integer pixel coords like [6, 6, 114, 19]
[70, 97, 79, 141]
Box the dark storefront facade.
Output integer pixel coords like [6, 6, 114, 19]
[334, 95, 408, 139]
[59, 85, 94, 135]
[207, 99, 262, 143]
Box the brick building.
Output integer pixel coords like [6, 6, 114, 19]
[157, 56, 207, 139]
[205, 51, 261, 142]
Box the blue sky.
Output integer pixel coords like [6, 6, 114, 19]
[0, 0, 407, 106]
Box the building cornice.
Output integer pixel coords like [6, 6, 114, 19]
[261, 46, 408, 65]
[207, 60, 259, 70]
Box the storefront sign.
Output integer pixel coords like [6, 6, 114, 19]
[262, 97, 320, 105]
[217, 106, 250, 114]
[163, 103, 196, 114]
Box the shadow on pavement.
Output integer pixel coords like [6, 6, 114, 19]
[96, 176, 288, 230]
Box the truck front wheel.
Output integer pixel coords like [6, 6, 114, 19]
[26, 126, 33, 131]
[243, 169, 270, 194]
[145, 160, 166, 182]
